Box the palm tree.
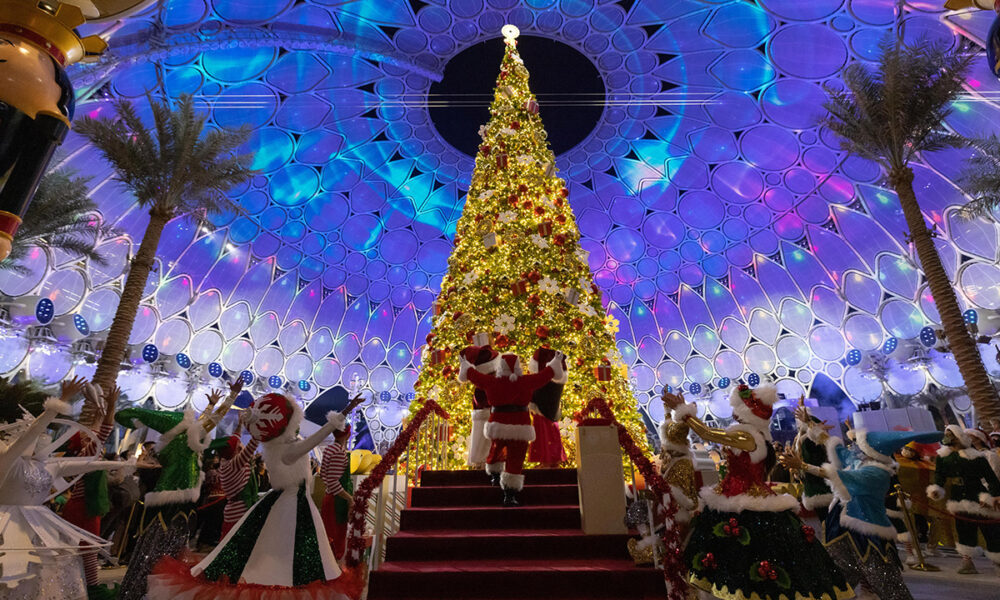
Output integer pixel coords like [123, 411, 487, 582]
[74, 94, 255, 393]
[821, 37, 1000, 421]
[0, 169, 115, 273]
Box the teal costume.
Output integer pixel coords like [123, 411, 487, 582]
[928, 445, 1000, 563]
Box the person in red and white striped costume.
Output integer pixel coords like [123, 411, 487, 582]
[61, 383, 120, 599]
[320, 423, 353, 560]
[218, 414, 260, 538]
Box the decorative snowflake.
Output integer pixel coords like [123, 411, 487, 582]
[605, 314, 620, 335]
[538, 276, 560, 294]
[580, 304, 597, 317]
[478, 124, 489, 139]
[516, 154, 533, 166]
[463, 271, 478, 285]
[498, 210, 517, 223]
[500, 127, 517, 136]
[494, 314, 516, 333]
[530, 233, 548, 249]
[480, 189, 494, 200]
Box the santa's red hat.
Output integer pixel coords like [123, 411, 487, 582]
[529, 348, 568, 384]
[730, 383, 777, 432]
[458, 345, 500, 382]
[497, 354, 522, 380]
[247, 393, 303, 443]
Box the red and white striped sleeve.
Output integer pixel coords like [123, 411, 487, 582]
[320, 442, 348, 496]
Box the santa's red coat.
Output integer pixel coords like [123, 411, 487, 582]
[465, 367, 555, 441]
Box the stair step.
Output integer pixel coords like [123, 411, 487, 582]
[367, 559, 663, 599]
[410, 484, 579, 508]
[385, 530, 631, 561]
[399, 505, 582, 531]
[420, 468, 578, 487]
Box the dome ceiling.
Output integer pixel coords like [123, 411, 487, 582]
[3, 0, 1000, 423]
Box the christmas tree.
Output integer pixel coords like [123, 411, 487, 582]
[413, 27, 645, 466]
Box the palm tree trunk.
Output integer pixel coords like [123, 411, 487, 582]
[89, 205, 172, 398]
[890, 167, 1000, 423]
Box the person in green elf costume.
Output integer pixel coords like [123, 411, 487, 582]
[927, 424, 1000, 575]
[115, 379, 242, 600]
[793, 399, 836, 524]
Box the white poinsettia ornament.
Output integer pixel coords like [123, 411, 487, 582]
[494, 314, 516, 334]
[462, 271, 478, 285]
[498, 210, 517, 223]
[530, 233, 548, 249]
[478, 124, 489, 139]
[580, 304, 597, 317]
[516, 154, 533, 166]
[538, 276, 560, 294]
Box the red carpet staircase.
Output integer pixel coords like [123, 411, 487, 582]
[367, 468, 663, 599]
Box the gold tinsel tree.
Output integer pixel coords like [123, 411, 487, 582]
[412, 29, 645, 467]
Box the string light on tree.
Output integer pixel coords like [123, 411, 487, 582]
[410, 26, 645, 466]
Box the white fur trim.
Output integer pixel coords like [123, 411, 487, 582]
[980, 492, 995, 506]
[855, 430, 892, 464]
[671, 403, 698, 422]
[948, 499, 1000, 519]
[805, 423, 828, 445]
[274, 396, 304, 443]
[926, 484, 946, 501]
[802, 493, 834, 510]
[822, 463, 851, 502]
[42, 398, 73, 415]
[824, 437, 845, 470]
[484, 421, 535, 442]
[327, 411, 347, 432]
[728, 423, 770, 463]
[144, 472, 204, 507]
[658, 426, 691, 455]
[500, 471, 525, 491]
[548, 353, 566, 384]
[896, 530, 912, 543]
[985, 550, 1000, 564]
[885, 508, 903, 519]
[837, 510, 898, 540]
[460, 355, 501, 382]
[458, 356, 472, 383]
[471, 408, 490, 422]
[955, 543, 979, 558]
[698, 487, 799, 513]
[937, 447, 953, 458]
[967, 429, 990, 447]
[497, 355, 522, 380]
[945, 425, 971, 449]
[485, 462, 504, 474]
[155, 409, 196, 453]
[730, 403, 771, 433]
[729, 384, 777, 431]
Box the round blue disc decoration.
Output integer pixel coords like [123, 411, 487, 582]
[268, 375, 282, 388]
[664, 385, 672, 393]
[141, 344, 159, 363]
[404, 392, 416, 402]
[208, 362, 224, 378]
[689, 382, 701, 394]
[298, 380, 311, 391]
[240, 370, 254, 384]
[918, 326, 936, 348]
[379, 390, 392, 402]
[234, 390, 254, 409]
[846, 349, 862, 366]
[176, 353, 191, 369]
[718, 377, 730, 389]
[35, 298, 54, 325]
[882, 337, 897, 355]
[748, 373, 760, 387]
[73, 314, 89, 336]
[964, 309, 978, 325]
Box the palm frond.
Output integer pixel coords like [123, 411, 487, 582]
[0, 378, 50, 422]
[959, 134, 1000, 218]
[1, 169, 118, 273]
[820, 35, 973, 172]
[75, 94, 256, 218]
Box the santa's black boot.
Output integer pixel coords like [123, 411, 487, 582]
[488, 472, 501, 486]
[502, 487, 521, 507]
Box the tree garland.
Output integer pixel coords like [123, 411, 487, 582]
[574, 397, 687, 600]
[344, 398, 450, 568]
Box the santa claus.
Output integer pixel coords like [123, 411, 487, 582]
[460, 350, 565, 506]
[457, 345, 501, 468]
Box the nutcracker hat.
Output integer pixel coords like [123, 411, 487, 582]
[529, 347, 568, 384]
[247, 393, 303, 443]
[497, 353, 523, 381]
[855, 430, 943, 464]
[730, 383, 777, 431]
[457, 345, 500, 383]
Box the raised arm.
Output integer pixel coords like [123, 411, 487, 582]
[0, 377, 85, 485]
[49, 458, 134, 479]
[283, 396, 362, 465]
[685, 416, 757, 452]
[202, 379, 244, 433]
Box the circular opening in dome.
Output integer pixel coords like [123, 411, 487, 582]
[429, 36, 604, 157]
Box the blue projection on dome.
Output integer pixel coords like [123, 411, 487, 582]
[1, 0, 999, 426]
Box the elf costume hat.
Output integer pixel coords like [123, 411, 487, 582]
[529, 347, 568, 385]
[730, 383, 777, 430]
[457, 345, 500, 382]
[855, 430, 944, 464]
[216, 435, 240, 460]
[497, 354, 523, 380]
[247, 393, 303, 443]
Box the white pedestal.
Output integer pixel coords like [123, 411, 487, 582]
[852, 407, 936, 432]
[574, 424, 627, 534]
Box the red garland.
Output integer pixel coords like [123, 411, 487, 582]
[345, 399, 450, 568]
[575, 397, 687, 600]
